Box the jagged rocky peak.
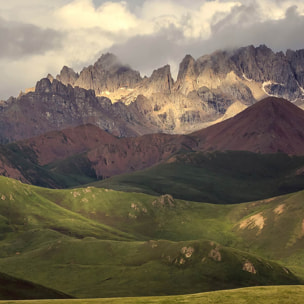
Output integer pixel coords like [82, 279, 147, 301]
[230, 44, 279, 80]
[35, 78, 74, 96]
[35, 78, 52, 93]
[73, 53, 142, 94]
[146, 64, 174, 93]
[47, 74, 54, 83]
[174, 54, 198, 95]
[177, 55, 196, 76]
[192, 44, 304, 101]
[56, 66, 79, 86]
[286, 48, 304, 88]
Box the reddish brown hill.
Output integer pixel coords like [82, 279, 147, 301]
[16, 124, 195, 179]
[21, 123, 118, 165]
[192, 97, 304, 155]
[4, 96, 304, 186]
[87, 133, 196, 178]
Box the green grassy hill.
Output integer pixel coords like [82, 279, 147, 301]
[0, 286, 303, 304]
[90, 151, 304, 203]
[0, 236, 299, 298]
[0, 176, 303, 298]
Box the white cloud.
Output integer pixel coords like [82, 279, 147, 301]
[1, 0, 304, 99]
[55, 0, 139, 31]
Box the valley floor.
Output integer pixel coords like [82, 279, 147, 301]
[0, 286, 303, 304]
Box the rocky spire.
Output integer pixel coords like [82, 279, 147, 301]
[174, 54, 198, 95]
[56, 66, 79, 86]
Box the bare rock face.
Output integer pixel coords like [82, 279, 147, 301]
[286, 49, 304, 88]
[74, 53, 142, 95]
[229, 45, 302, 100]
[174, 54, 198, 95]
[0, 78, 157, 143]
[143, 65, 174, 94]
[56, 66, 79, 86]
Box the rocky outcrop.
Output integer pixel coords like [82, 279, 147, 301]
[286, 49, 304, 89]
[174, 55, 198, 95]
[141, 65, 174, 94]
[229, 45, 302, 100]
[56, 66, 79, 86]
[74, 53, 142, 95]
[0, 78, 157, 143]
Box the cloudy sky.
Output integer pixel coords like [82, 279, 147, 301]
[1, 0, 304, 99]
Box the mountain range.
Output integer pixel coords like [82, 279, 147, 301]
[1, 44, 304, 143]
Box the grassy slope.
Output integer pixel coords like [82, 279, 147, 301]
[0, 177, 135, 242]
[90, 151, 304, 204]
[0, 176, 303, 298]
[0, 144, 97, 188]
[0, 236, 299, 298]
[0, 272, 71, 300]
[0, 286, 303, 304]
[34, 184, 304, 264]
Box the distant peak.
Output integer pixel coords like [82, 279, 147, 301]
[47, 74, 54, 83]
[150, 65, 171, 77]
[60, 66, 76, 73]
[178, 55, 196, 75]
[95, 53, 121, 70]
[182, 54, 195, 62]
[56, 66, 78, 86]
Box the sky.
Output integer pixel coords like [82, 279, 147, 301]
[1, 0, 304, 99]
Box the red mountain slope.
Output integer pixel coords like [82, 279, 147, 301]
[192, 97, 304, 155]
[21, 124, 118, 165]
[4, 97, 304, 185]
[16, 124, 195, 178]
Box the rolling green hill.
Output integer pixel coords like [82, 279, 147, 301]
[90, 151, 304, 204]
[0, 176, 303, 298]
[0, 233, 299, 298]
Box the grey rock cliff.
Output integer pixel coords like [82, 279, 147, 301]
[139, 65, 174, 94]
[74, 53, 142, 94]
[0, 78, 156, 143]
[56, 66, 79, 86]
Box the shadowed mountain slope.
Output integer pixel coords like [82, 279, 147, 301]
[0, 272, 71, 300]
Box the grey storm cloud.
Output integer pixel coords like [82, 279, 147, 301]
[108, 4, 304, 77]
[207, 5, 304, 52]
[108, 25, 187, 76]
[0, 17, 63, 59]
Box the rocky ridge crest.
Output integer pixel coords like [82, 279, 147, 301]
[1, 45, 304, 142]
